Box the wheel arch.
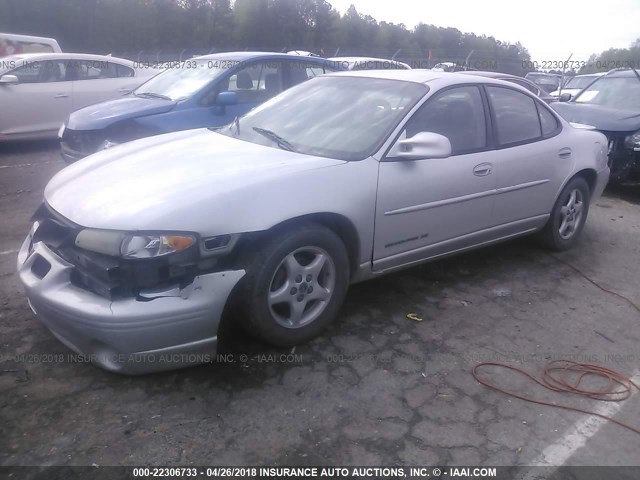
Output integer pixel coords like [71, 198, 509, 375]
[573, 168, 598, 196]
[267, 213, 361, 278]
[235, 213, 361, 279]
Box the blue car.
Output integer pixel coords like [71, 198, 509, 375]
[60, 52, 343, 162]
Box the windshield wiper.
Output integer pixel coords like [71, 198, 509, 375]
[134, 92, 172, 101]
[252, 127, 295, 152]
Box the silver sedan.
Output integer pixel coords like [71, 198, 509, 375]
[17, 70, 609, 373]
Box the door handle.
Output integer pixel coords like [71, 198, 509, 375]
[558, 148, 572, 159]
[473, 163, 493, 176]
[54, 93, 69, 98]
[118, 88, 131, 93]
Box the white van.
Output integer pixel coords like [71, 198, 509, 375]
[0, 33, 61, 57]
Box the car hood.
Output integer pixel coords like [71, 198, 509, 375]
[552, 102, 640, 132]
[550, 88, 581, 97]
[45, 129, 344, 232]
[66, 96, 177, 130]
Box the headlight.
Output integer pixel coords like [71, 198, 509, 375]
[75, 229, 195, 259]
[58, 123, 65, 139]
[624, 131, 640, 150]
[120, 234, 194, 258]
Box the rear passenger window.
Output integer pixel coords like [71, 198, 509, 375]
[73, 60, 119, 80]
[487, 86, 542, 145]
[404, 86, 487, 155]
[116, 64, 135, 77]
[538, 105, 560, 136]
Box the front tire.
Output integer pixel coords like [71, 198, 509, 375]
[539, 177, 590, 251]
[237, 223, 350, 346]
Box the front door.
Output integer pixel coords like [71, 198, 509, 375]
[373, 85, 497, 271]
[0, 59, 72, 137]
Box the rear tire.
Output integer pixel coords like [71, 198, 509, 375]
[538, 177, 590, 251]
[236, 223, 350, 346]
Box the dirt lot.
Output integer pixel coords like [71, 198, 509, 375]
[1, 141, 639, 468]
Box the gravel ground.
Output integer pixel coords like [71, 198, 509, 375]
[1, 140, 639, 468]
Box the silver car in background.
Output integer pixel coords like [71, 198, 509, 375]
[0, 53, 161, 140]
[18, 70, 609, 374]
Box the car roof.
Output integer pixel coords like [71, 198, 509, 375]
[0, 52, 134, 65]
[457, 70, 518, 79]
[603, 69, 640, 78]
[329, 56, 407, 63]
[193, 51, 331, 62]
[576, 72, 606, 77]
[326, 69, 536, 89]
[526, 72, 561, 77]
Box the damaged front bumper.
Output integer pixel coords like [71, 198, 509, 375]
[607, 135, 640, 184]
[17, 233, 244, 374]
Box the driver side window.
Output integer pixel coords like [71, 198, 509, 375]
[404, 85, 487, 155]
[227, 62, 283, 104]
[10, 60, 67, 83]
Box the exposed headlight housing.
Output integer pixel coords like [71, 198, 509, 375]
[624, 131, 640, 151]
[100, 139, 119, 150]
[75, 229, 196, 259]
[120, 234, 195, 259]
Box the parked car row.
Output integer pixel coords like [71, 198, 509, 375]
[59, 52, 347, 161]
[549, 72, 605, 99]
[56, 62, 553, 162]
[15, 67, 610, 373]
[552, 68, 640, 184]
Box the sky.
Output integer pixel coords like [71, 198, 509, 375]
[329, 0, 640, 63]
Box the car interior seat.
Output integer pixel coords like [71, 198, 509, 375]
[236, 71, 253, 89]
[234, 71, 255, 103]
[41, 63, 63, 82]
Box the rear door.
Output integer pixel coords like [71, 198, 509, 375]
[69, 60, 138, 109]
[485, 85, 568, 229]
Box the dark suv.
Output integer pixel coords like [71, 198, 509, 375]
[552, 69, 640, 185]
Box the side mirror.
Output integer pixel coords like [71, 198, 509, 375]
[388, 131, 452, 160]
[559, 93, 572, 102]
[0, 74, 18, 84]
[216, 91, 237, 106]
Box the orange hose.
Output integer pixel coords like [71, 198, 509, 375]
[472, 360, 640, 435]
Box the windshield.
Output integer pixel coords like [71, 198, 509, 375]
[574, 76, 640, 109]
[219, 76, 428, 161]
[134, 60, 229, 101]
[564, 75, 598, 90]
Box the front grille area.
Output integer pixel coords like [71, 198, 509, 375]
[602, 131, 640, 183]
[31, 205, 199, 300]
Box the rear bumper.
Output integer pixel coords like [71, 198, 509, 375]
[17, 235, 245, 374]
[593, 166, 610, 201]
